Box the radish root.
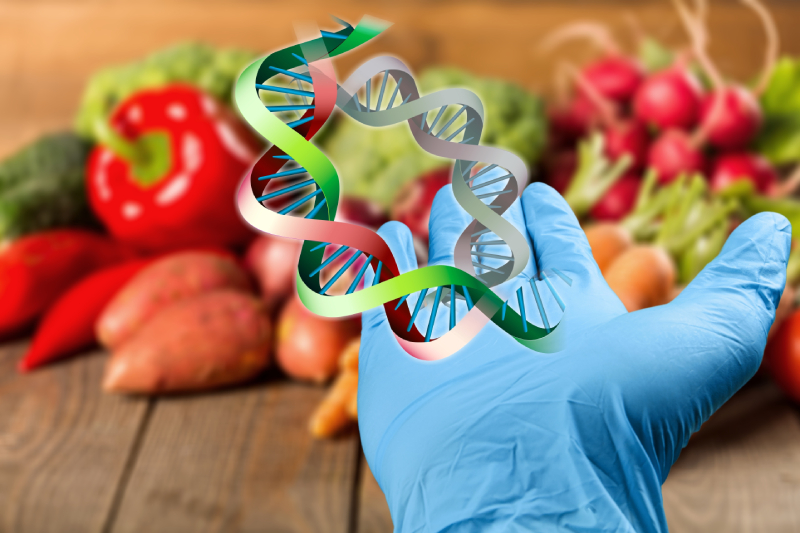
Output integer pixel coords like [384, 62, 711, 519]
[741, 0, 780, 95]
[672, 0, 725, 89]
[539, 21, 622, 56]
[564, 62, 619, 127]
[773, 163, 800, 198]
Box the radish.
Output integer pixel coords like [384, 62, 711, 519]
[709, 152, 778, 194]
[590, 173, 641, 221]
[699, 85, 762, 150]
[390, 167, 451, 243]
[335, 197, 388, 230]
[604, 120, 649, 171]
[675, 0, 775, 150]
[545, 151, 578, 194]
[633, 64, 704, 131]
[647, 129, 706, 184]
[581, 56, 645, 104]
[548, 96, 600, 147]
[540, 22, 644, 104]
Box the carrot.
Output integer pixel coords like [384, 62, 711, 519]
[339, 339, 360, 373]
[309, 339, 360, 438]
[585, 223, 633, 275]
[604, 245, 677, 311]
[309, 370, 358, 438]
[103, 290, 271, 394]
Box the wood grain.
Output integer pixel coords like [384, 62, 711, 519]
[2, 0, 800, 158]
[356, 456, 392, 533]
[663, 378, 800, 533]
[109, 379, 361, 533]
[0, 342, 149, 533]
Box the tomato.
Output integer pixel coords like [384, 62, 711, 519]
[764, 309, 800, 402]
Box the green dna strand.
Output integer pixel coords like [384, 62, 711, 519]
[234, 16, 569, 359]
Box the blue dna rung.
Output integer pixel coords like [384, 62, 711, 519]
[391, 272, 568, 343]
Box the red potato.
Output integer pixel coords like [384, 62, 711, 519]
[103, 290, 271, 394]
[244, 234, 302, 309]
[97, 250, 251, 349]
[276, 296, 360, 383]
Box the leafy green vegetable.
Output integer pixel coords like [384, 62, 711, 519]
[0, 132, 95, 241]
[756, 57, 800, 165]
[75, 43, 256, 140]
[322, 67, 548, 207]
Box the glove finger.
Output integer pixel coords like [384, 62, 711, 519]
[521, 182, 626, 329]
[428, 184, 472, 267]
[583, 212, 790, 481]
[362, 221, 419, 330]
[668, 211, 791, 388]
[522, 182, 600, 279]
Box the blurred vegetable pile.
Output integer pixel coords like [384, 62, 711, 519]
[5, 0, 800, 445]
[539, 0, 800, 404]
[0, 38, 553, 440]
[323, 66, 548, 207]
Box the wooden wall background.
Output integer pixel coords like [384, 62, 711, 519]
[1, 0, 800, 159]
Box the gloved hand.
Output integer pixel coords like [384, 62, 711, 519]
[358, 182, 790, 532]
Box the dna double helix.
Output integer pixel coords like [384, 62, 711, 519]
[234, 16, 570, 360]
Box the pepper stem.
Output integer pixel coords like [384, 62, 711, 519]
[93, 119, 148, 165]
[92, 119, 173, 188]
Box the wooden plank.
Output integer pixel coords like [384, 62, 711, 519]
[109, 379, 361, 533]
[356, 456, 392, 533]
[0, 341, 149, 533]
[663, 378, 800, 532]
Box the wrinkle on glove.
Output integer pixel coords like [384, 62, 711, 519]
[359, 183, 790, 533]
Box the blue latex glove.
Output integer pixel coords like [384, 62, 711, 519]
[358, 182, 790, 532]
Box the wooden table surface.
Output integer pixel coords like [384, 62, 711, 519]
[3, 0, 800, 531]
[1, 340, 799, 533]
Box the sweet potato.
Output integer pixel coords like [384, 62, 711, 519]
[604, 245, 676, 312]
[584, 223, 633, 275]
[103, 290, 271, 394]
[97, 250, 251, 349]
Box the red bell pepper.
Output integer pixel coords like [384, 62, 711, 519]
[87, 84, 261, 254]
[0, 229, 136, 339]
[19, 259, 151, 371]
